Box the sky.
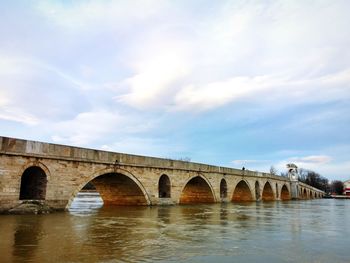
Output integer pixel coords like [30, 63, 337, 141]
[0, 0, 350, 180]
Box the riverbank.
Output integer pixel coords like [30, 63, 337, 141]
[323, 195, 350, 199]
[331, 195, 350, 199]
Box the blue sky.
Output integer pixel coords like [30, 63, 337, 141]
[1, 0, 350, 180]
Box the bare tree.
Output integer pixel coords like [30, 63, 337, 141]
[270, 166, 277, 175]
[331, 180, 344, 195]
[297, 168, 329, 192]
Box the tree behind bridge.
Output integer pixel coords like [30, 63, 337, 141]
[298, 169, 329, 192]
[331, 180, 344, 195]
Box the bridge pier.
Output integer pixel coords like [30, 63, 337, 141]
[290, 181, 300, 200]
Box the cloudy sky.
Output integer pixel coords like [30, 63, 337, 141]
[1, 0, 349, 180]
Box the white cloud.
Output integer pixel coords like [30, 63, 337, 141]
[108, 0, 350, 113]
[0, 55, 91, 125]
[51, 110, 123, 146]
[116, 48, 191, 110]
[273, 155, 333, 173]
[0, 106, 39, 125]
[171, 67, 350, 112]
[51, 109, 159, 146]
[288, 155, 332, 164]
[173, 75, 278, 112]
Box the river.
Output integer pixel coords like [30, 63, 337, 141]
[0, 192, 349, 263]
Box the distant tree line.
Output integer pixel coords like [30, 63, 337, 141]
[298, 169, 329, 192]
[297, 168, 344, 194]
[330, 180, 344, 195]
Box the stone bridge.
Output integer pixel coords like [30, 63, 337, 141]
[0, 137, 324, 212]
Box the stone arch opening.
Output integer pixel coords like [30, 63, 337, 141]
[220, 179, 228, 199]
[255, 181, 260, 201]
[262, 181, 274, 201]
[232, 180, 253, 202]
[276, 183, 279, 199]
[280, 185, 290, 200]
[159, 174, 171, 198]
[179, 176, 215, 204]
[19, 166, 47, 200]
[303, 189, 307, 199]
[80, 173, 148, 206]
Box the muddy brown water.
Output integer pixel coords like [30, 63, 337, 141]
[0, 192, 349, 263]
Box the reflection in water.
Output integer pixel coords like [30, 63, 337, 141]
[0, 197, 349, 263]
[219, 203, 228, 226]
[157, 206, 171, 225]
[13, 216, 43, 262]
[69, 192, 103, 215]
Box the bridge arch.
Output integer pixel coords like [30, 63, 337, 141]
[262, 181, 275, 201]
[303, 188, 307, 199]
[159, 174, 171, 198]
[220, 178, 228, 199]
[19, 166, 48, 200]
[280, 184, 291, 200]
[20, 161, 51, 179]
[66, 168, 151, 209]
[232, 180, 254, 202]
[179, 175, 216, 204]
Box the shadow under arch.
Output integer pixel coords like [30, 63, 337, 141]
[303, 188, 307, 199]
[158, 174, 171, 198]
[232, 180, 254, 202]
[220, 178, 228, 199]
[298, 187, 302, 198]
[179, 174, 216, 204]
[280, 184, 291, 200]
[66, 168, 151, 209]
[262, 181, 275, 201]
[19, 163, 49, 200]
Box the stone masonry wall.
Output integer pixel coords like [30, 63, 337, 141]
[0, 137, 324, 211]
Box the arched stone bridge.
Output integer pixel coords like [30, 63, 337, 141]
[0, 137, 324, 212]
